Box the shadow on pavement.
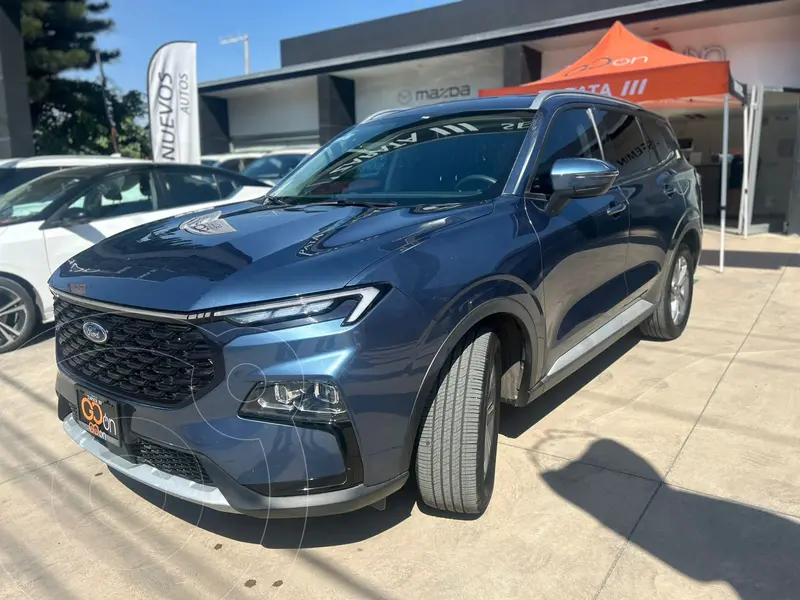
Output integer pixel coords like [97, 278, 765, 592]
[114, 470, 418, 549]
[542, 439, 800, 600]
[699, 249, 799, 270]
[500, 333, 640, 439]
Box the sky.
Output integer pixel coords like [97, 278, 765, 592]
[99, 0, 457, 93]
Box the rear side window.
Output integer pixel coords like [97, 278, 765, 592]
[639, 117, 674, 163]
[593, 109, 652, 179]
[529, 108, 603, 195]
[159, 171, 222, 208]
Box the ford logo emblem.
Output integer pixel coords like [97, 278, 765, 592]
[82, 321, 108, 344]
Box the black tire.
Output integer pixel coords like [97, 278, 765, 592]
[415, 328, 501, 515]
[640, 245, 694, 341]
[0, 277, 36, 354]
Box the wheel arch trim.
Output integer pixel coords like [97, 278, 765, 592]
[399, 297, 541, 471]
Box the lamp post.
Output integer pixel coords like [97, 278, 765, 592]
[220, 34, 250, 75]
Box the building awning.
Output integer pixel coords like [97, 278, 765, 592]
[480, 21, 743, 104]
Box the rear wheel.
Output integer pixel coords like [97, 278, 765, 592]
[415, 329, 501, 515]
[640, 245, 694, 340]
[0, 277, 36, 354]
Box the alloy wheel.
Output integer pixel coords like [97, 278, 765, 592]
[483, 365, 497, 480]
[0, 287, 28, 350]
[670, 255, 690, 325]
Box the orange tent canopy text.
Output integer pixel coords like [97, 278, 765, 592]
[480, 21, 732, 103]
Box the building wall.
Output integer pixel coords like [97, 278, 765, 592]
[353, 49, 504, 121]
[279, 0, 701, 67]
[541, 15, 800, 87]
[226, 77, 319, 146]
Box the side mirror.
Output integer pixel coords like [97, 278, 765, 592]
[544, 158, 619, 216]
[58, 207, 91, 225]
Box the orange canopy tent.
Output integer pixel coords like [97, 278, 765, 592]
[479, 21, 743, 105]
[480, 21, 745, 272]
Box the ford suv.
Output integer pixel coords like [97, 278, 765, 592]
[52, 92, 701, 518]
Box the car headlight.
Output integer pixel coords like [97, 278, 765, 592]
[239, 380, 348, 423]
[214, 286, 384, 326]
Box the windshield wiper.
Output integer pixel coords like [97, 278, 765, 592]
[302, 199, 398, 208]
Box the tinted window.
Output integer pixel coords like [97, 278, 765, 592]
[213, 173, 244, 199]
[0, 166, 61, 196]
[639, 117, 674, 163]
[271, 112, 532, 205]
[530, 108, 603, 195]
[593, 109, 652, 178]
[0, 172, 86, 225]
[218, 158, 244, 172]
[160, 170, 221, 208]
[67, 172, 156, 220]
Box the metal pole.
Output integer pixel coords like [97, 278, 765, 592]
[739, 100, 750, 235]
[220, 34, 250, 75]
[720, 93, 730, 274]
[746, 85, 764, 237]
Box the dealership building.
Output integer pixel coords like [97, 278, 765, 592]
[199, 0, 800, 231]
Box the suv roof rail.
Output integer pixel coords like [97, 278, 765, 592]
[361, 108, 408, 123]
[530, 90, 642, 110]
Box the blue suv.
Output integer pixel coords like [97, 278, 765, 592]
[52, 91, 701, 518]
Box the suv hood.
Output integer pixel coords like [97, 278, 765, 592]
[50, 200, 492, 312]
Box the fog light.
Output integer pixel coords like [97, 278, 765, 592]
[239, 381, 347, 423]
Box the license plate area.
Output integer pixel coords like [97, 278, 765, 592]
[76, 389, 121, 447]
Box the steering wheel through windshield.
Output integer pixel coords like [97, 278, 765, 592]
[455, 174, 498, 193]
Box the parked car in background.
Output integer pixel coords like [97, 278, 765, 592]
[0, 162, 268, 352]
[51, 92, 701, 519]
[0, 155, 147, 199]
[201, 152, 266, 173]
[242, 149, 315, 186]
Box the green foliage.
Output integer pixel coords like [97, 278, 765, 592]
[21, 0, 150, 158]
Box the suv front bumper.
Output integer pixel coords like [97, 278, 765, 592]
[63, 414, 408, 518]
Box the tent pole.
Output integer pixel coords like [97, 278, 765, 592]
[720, 93, 730, 274]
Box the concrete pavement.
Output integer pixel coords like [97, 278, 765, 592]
[1, 232, 799, 599]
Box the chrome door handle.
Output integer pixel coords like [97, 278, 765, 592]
[607, 201, 627, 216]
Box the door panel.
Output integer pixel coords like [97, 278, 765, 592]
[624, 117, 690, 297]
[524, 106, 631, 374]
[527, 190, 629, 373]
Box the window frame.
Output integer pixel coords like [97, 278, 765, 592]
[155, 165, 227, 210]
[524, 102, 606, 201]
[46, 167, 159, 226]
[591, 105, 672, 184]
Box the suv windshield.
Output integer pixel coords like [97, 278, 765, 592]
[0, 167, 61, 197]
[269, 111, 532, 205]
[0, 172, 87, 226]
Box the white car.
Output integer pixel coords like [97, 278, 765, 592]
[0, 155, 148, 198]
[0, 162, 269, 352]
[200, 152, 266, 173]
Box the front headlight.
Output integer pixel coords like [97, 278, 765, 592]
[214, 286, 384, 327]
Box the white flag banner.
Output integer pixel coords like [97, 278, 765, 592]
[147, 41, 200, 164]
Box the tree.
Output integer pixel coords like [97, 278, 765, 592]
[21, 0, 150, 157]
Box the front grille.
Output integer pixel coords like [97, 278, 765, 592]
[55, 298, 218, 406]
[132, 438, 211, 485]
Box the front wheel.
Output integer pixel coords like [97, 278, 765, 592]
[0, 277, 36, 354]
[640, 245, 694, 340]
[415, 329, 501, 515]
